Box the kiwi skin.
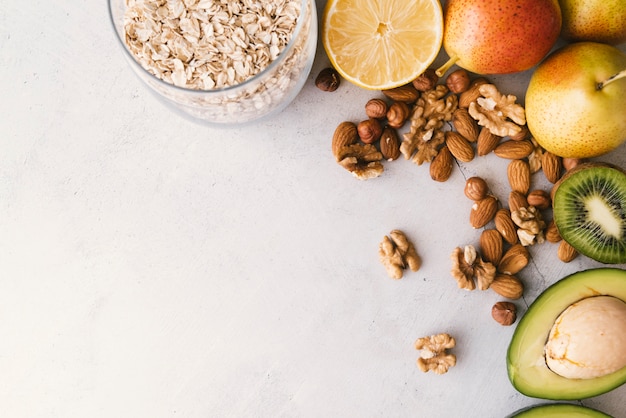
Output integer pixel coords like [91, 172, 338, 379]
[552, 162, 626, 264]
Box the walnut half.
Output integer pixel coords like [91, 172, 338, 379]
[450, 245, 496, 290]
[415, 333, 457, 374]
[378, 230, 421, 279]
[336, 143, 384, 180]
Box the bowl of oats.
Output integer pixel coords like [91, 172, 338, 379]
[108, 0, 317, 126]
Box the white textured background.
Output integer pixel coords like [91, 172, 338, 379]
[1, 1, 625, 417]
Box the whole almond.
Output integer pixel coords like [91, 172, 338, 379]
[464, 176, 489, 201]
[452, 108, 479, 142]
[470, 195, 499, 229]
[382, 83, 420, 103]
[490, 274, 524, 299]
[545, 220, 562, 243]
[430, 145, 454, 182]
[332, 121, 358, 159]
[446, 131, 475, 162]
[542, 151, 563, 183]
[480, 229, 504, 265]
[495, 208, 518, 245]
[494, 139, 534, 159]
[509, 190, 528, 213]
[527, 189, 551, 210]
[380, 126, 401, 161]
[476, 127, 502, 156]
[509, 125, 530, 141]
[498, 243, 530, 275]
[459, 77, 489, 108]
[507, 159, 531, 194]
[558, 240, 578, 263]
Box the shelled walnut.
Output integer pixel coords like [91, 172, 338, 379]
[415, 333, 457, 374]
[336, 143, 384, 180]
[450, 245, 496, 291]
[511, 206, 546, 246]
[468, 83, 526, 138]
[378, 230, 421, 279]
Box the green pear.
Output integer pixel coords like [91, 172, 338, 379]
[560, 0, 626, 45]
[526, 42, 626, 159]
[437, 0, 561, 76]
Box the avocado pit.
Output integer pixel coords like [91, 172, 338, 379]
[544, 295, 626, 379]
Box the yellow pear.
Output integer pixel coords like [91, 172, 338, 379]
[560, 0, 626, 45]
[526, 42, 626, 158]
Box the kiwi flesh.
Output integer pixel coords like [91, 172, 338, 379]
[552, 162, 626, 264]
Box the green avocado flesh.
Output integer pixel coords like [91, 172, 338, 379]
[509, 403, 611, 417]
[507, 268, 626, 400]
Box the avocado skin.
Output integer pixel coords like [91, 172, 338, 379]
[507, 268, 626, 400]
[508, 403, 613, 417]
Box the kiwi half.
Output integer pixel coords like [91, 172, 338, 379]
[552, 163, 626, 264]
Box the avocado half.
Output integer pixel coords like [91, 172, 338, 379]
[507, 268, 626, 400]
[508, 403, 612, 417]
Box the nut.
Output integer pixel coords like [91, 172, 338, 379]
[464, 176, 489, 201]
[495, 208, 518, 245]
[446, 131, 475, 162]
[430, 145, 454, 182]
[545, 220, 562, 243]
[357, 118, 383, 144]
[557, 240, 578, 263]
[494, 139, 534, 159]
[386, 101, 411, 128]
[446, 68, 471, 93]
[470, 195, 499, 229]
[382, 83, 420, 103]
[412, 68, 439, 91]
[364, 98, 388, 119]
[509, 125, 530, 141]
[562, 157, 586, 172]
[492, 301, 517, 325]
[332, 121, 358, 159]
[315, 67, 340, 92]
[490, 274, 524, 299]
[459, 77, 489, 108]
[379, 126, 401, 161]
[498, 243, 529, 275]
[526, 189, 551, 210]
[508, 190, 528, 213]
[415, 333, 456, 374]
[507, 159, 531, 194]
[452, 108, 480, 142]
[379, 229, 422, 279]
[480, 229, 504, 265]
[542, 151, 563, 183]
[476, 127, 502, 156]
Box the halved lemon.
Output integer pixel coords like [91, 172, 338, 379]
[322, 0, 444, 90]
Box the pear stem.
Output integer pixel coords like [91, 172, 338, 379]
[435, 55, 459, 77]
[597, 69, 626, 90]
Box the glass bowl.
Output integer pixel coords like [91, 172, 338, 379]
[108, 0, 317, 126]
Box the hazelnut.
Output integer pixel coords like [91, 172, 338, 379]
[315, 67, 340, 92]
[562, 157, 586, 172]
[364, 98, 388, 119]
[357, 118, 383, 144]
[526, 189, 551, 210]
[412, 68, 439, 91]
[446, 69, 470, 94]
[464, 176, 489, 201]
[492, 301, 517, 326]
[386, 101, 410, 129]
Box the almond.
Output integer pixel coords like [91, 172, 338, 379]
[494, 139, 534, 159]
[542, 151, 563, 183]
[332, 121, 358, 159]
[490, 274, 524, 299]
[498, 243, 530, 275]
[470, 195, 499, 229]
[545, 220, 562, 243]
[557, 240, 578, 263]
[452, 108, 479, 142]
[495, 208, 518, 245]
[381, 83, 420, 103]
[379, 126, 401, 161]
[430, 145, 454, 182]
[507, 159, 531, 194]
[458, 77, 489, 108]
[508, 190, 528, 213]
[476, 127, 502, 156]
[509, 125, 530, 141]
[446, 131, 475, 162]
[480, 229, 503, 265]
[527, 189, 551, 210]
